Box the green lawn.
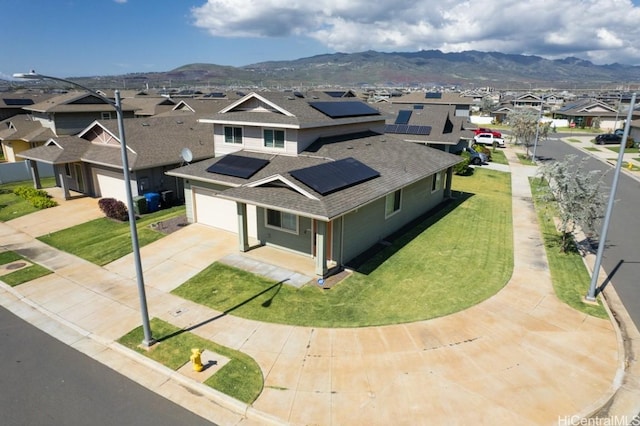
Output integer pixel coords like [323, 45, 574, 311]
[0, 250, 52, 286]
[606, 146, 639, 154]
[516, 153, 536, 166]
[172, 168, 514, 327]
[38, 206, 186, 265]
[529, 178, 607, 318]
[489, 149, 508, 165]
[118, 318, 263, 404]
[0, 178, 56, 221]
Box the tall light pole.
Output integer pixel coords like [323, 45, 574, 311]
[13, 72, 155, 347]
[585, 93, 636, 302]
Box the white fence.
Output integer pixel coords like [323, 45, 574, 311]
[0, 161, 54, 184]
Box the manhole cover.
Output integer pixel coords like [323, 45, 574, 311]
[6, 262, 27, 270]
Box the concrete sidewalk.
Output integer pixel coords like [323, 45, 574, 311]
[0, 148, 631, 425]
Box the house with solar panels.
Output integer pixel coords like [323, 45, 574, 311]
[167, 91, 462, 278]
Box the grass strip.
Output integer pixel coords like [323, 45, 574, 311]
[118, 318, 263, 404]
[529, 177, 607, 318]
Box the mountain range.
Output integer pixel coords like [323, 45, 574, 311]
[19, 50, 640, 90]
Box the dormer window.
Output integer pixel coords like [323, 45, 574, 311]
[224, 126, 243, 144]
[263, 128, 285, 148]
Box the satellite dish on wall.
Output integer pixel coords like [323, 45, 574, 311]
[180, 147, 193, 163]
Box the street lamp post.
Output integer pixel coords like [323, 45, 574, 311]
[13, 72, 155, 347]
[585, 93, 637, 302]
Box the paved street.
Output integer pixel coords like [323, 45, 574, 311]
[534, 135, 640, 329]
[0, 305, 216, 426]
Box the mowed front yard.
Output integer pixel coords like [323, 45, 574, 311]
[172, 168, 514, 327]
[38, 206, 187, 266]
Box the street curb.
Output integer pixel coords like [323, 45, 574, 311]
[0, 280, 287, 426]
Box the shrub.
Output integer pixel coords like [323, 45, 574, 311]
[454, 151, 471, 175]
[13, 186, 57, 210]
[13, 186, 49, 199]
[98, 198, 129, 221]
[30, 196, 58, 209]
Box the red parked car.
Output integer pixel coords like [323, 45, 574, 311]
[473, 127, 502, 138]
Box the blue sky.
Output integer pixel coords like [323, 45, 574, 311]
[4, 0, 640, 79]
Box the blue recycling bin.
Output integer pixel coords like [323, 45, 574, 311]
[144, 192, 161, 213]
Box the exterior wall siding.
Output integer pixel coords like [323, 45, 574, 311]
[341, 175, 443, 263]
[256, 206, 313, 255]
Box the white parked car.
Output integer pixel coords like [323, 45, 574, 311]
[473, 132, 505, 148]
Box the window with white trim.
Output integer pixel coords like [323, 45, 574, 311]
[385, 189, 402, 217]
[64, 163, 72, 177]
[263, 129, 285, 148]
[101, 112, 112, 120]
[224, 126, 243, 144]
[266, 209, 298, 233]
[431, 172, 442, 192]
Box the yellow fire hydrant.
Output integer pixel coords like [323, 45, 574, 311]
[190, 348, 204, 372]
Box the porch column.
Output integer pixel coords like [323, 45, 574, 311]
[28, 160, 42, 189]
[314, 220, 328, 277]
[56, 165, 71, 200]
[445, 166, 453, 198]
[237, 202, 250, 252]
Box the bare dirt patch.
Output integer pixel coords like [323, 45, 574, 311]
[150, 215, 190, 235]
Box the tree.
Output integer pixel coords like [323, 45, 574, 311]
[480, 96, 496, 115]
[507, 109, 551, 158]
[538, 155, 608, 253]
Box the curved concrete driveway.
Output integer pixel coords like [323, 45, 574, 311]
[0, 151, 621, 425]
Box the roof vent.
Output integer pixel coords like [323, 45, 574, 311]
[141, 122, 150, 126]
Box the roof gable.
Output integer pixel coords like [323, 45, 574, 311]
[220, 92, 295, 117]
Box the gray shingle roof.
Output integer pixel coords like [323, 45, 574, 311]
[168, 131, 461, 220]
[17, 136, 90, 164]
[0, 114, 56, 142]
[202, 92, 384, 129]
[17, 115, 215, 171]
[24, 91, 136, 114]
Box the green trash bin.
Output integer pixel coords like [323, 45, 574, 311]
[133, 195, 147, 215]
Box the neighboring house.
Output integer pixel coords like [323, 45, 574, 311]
[376, 103, 475, 151]
[123, 96, 178, 117]
[0, 93, 53, 121]
[389, 91, 473, 118]
[0, 114, 56, 162]
[21, 91, 137, 136]
[1, 91, 136, 163]
[166, 91, 461, 277]
[552, 99, 632, 129]
[511, 93, 543, 109]
[16, 114, 215, 202]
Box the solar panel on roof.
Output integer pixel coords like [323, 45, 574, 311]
[290, 157, 380, 195]
[384, 124, 431, 135]
[384, 124, 398, 133]
[308, 101, 380, 118]
[3, 98, 34, 106]
[425, 92, 442, 99]
[206, 155, 269, 179]
[395, 110, 412, 124]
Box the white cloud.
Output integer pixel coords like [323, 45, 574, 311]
[191, 0, 640, 64]
[114, 0, 127, 4]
